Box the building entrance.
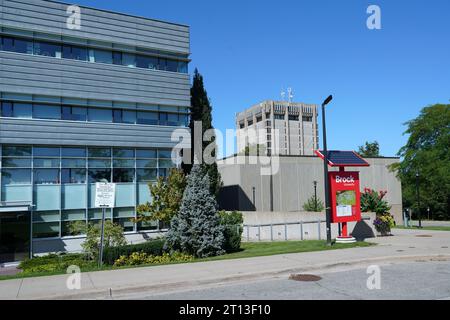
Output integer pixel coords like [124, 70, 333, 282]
[0, 212, 30, 263]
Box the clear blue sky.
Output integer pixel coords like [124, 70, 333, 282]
[74, 0, 450, 157]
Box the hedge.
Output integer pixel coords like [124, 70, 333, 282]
[102, 238, 165, 265]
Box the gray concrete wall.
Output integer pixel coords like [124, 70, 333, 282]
[218, 156, 403, 224]
[32, 230, 166, 255]
[241, 211, 377, 242]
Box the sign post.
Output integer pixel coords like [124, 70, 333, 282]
[315, 150, 370, 244]
[94, 182, 116, 267]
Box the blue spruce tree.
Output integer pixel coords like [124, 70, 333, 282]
[165, 165, 225, 258]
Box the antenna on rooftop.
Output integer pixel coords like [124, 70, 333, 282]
[280, 88, 286, 101]
[287, 87, 294, 103]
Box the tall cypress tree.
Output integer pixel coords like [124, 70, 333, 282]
[183, 69, 222, 197]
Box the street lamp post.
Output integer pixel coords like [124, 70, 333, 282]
[313, 181, 318, 211]
[415, 171, 422, 228]
[321, 95, 333, 245]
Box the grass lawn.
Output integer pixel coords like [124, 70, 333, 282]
[394, 225, 450, 232]
[0, 240, 375, 281]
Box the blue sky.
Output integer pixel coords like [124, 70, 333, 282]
[74, 0, 450, 157]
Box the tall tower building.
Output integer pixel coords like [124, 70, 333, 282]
[236, 100, 319, 156]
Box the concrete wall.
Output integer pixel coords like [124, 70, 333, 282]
[218, 155, 403, 224]
[32, 230, 166, 255]
[241, 211, 377, 242]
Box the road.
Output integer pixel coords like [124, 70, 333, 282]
[136, 260, 450, 300]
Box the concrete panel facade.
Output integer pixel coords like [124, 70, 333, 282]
[218, 156, 403, 224]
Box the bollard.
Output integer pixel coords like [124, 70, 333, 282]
[300, 221, 304, 240]
[318, 220, 321, 240]
[270, 224, 273, 241]
[284, 224, 288, 241]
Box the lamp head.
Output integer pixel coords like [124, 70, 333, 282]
[322, 95, 333, 107]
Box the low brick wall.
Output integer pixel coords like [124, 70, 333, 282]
[241, 211, 377, 242]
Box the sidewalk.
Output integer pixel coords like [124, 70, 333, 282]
[1, 228, 449, 300]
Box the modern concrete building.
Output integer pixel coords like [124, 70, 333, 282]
[218, 155, 403, 224]
[0, 0, 190, 262]
[236, 100, 319, 156]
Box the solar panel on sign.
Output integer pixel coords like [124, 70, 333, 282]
[315, 150, 370, 167]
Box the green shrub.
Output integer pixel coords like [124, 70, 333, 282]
[102, 238, 165, 265]
[302, 196, 325, 212]
[19, 253, 94, 274]
[82, 220, 127, 260]
[218, 210, 244, 253]
[113, 251, 194, 267]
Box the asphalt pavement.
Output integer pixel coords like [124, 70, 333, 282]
[136, 260, 450, 300]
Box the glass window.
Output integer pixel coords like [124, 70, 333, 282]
[113, 109, 122, 123]
[33, 158, 60, 168]
[2, 146, 31, 157]
[166, 59, 178, 72]
[33, 211, 60, 222]
[137, 168, 157, 182]
[113, 207, 135, 218]
[93, 49, 113, 64]
[62, 106, 87, 121]
[158, 58, 167, 71]
[13, 103, 32, 118]
[113, 159, 135, 168]
[112, 51, 122, 65]
[62, 147, 86, 157]
[113, 168, 135, 182]
[88, 208, 112, 220]
[61, 210, 85, 222]
[159, 112, 168, 125]
[34, 169, 59, 184]
[62, 45, 87, 61]
[136, 159, 157, 168]
[88, 148, 111, 158]
[122, 110, 136, 124]
[137, 111, 158, 125]
[62, 158, 86, 168]
[136, 149, 156, 158]
[32, 222, 59, 238]
[136, 55, 158, 69]
[62, 168, 86, 184]
[158, 150, 172, 159]
[1, 102, 13, 117]
[113, 218, 134, 232]
[137, 220, 158, 231]
[62, 220, 87, 237]
[2, 37, 32, 54]
[88, 169, 111, 183]
[178, 61, 188, 73]
[168, 113, 179, 126]
[34, 147, 60, 157]
[33, 104, 61, 120]
[113, 149, 134, 158]
[1, 158, 31, 167]
[159, 168, 168, 178]
[34, 41, 61, 58]
[159, 159, 175, 168]
[1, 169, 31, 184]
[122, 53, 136, 67]
[88, 108, 112, 122]
[88, 159, 111, 168]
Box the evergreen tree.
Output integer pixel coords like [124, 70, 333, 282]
[165, 165, 225, 258]
[183, 69, 222, 197]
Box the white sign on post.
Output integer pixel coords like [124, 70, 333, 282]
[95, 182, 116, 208]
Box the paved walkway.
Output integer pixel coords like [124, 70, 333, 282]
[0, 228, 449, 300]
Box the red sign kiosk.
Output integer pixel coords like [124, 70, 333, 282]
[315, 150, 370, 243]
